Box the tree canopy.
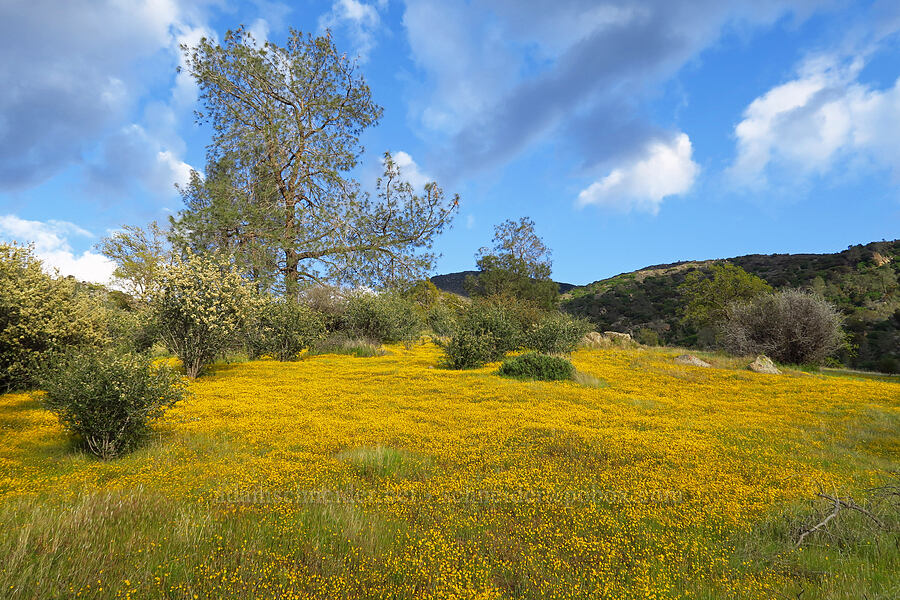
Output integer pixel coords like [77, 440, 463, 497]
[175, 26, 457, 295]
[679, 262, 773, 330]
[465, 217, 558, 308]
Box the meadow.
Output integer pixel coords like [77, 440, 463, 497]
[1, 342, 898, 599]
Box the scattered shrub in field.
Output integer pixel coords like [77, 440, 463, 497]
[247, 298, 326, 360]
[0, 244, 107, 391]
[441, 328, 500, 369]
[721, 289, 845, 365]
[498, 352, 575, 381]
[441, 294, 545, 369]
[41, 350, 187, 459]
[524, 312, 593, 354]
[344, 292, 423, 345]
[308, 334, 385, 358]
[152, 253, 252, 378]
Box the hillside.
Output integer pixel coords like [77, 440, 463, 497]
[431, 270, 577, 296]
[561, 240, 900, 372]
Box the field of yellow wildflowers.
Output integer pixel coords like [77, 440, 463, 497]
[1, 342, 898, 599]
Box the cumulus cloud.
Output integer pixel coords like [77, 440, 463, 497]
[391, 151, 432, 191]
[0, 215, 116, 284]
[729, 54, 900, 186]
[401, 0, 826, 176]
[577, 133, 699, 214]
[319, 0, 385, 62]
[0, 0, 204, 194]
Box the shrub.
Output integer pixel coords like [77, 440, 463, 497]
[344, 292, 423, 345]
[41, 350, 187, 459]
[721, 289, 845, 365]
[152, 253, 253, 378]
[441, 328, 500, 369]
[0, 244, 107, 391]
[441, 295, 544, 369]
[299, 285, 349, 331]
[247, 298, 326, 360]
[635, 327, 660, 347]
[498, 352, 575, 381]
[524, 312, 593, 354]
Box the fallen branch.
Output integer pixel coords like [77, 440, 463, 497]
[794, 491, 884, 548]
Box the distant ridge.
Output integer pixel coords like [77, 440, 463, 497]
[430, 270, 577, 297]
[562, 240, 900, 373]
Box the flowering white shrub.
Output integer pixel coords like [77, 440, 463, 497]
[152, 253, 252, 378]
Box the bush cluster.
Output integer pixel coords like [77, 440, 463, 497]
[523, 312, 592, 354]
[0, 244, 108, 391]
[41, 350, 187, 459]
[498, 352, 575, 381]
[442, 296, 583, 369]
[721, 289, 844, 365]
[344, 292, 423, 345]
[246, 298, 326, 360]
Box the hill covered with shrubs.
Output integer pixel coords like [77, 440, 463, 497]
[561, 240, 900, 372]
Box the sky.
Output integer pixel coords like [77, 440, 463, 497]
[1, 0, 899, 286]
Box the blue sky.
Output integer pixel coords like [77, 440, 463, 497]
[1, 0, 898, 286]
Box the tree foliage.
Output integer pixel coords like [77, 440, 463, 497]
[465, 217, 558, 308]
[0, 244, 107, 391]
[176, 27, 457, 294]
[679, 262, 772, 330]
[97, 221, 170, 302]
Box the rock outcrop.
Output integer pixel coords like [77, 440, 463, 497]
[674, 354, 711, 368]
[748, 355, 781, 374]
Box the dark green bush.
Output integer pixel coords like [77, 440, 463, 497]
[41, 350, 187, 459]
[441, 295, 547, 369]
[441, 328, 500, 369]
[524, 312, 593, 354]
[247, 298, 326, 360]
[498, 352, 575, 381]
[344, 292, 422, 344]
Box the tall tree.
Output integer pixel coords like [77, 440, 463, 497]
[465, 217, 558, 308]
[178, 27, 457, 295]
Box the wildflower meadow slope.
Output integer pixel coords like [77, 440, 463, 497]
[1, 343, 897, 599]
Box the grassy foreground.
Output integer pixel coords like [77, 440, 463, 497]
[1, 343, 898, 599]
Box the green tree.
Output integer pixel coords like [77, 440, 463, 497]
[465, 217, 558, 308]
[177, 27, 457, 295]
[679, 262, 772, 331]
[97, 221, 170, 302]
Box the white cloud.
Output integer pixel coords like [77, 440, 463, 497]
[729, 54, 900, 186]
[391, 151, 432, 190]
[577, 134, 699, 214]
[319, 0, 383, 62]
[0, 215, 116, 284]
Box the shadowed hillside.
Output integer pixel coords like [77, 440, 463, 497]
[431, 270, 577, 297]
